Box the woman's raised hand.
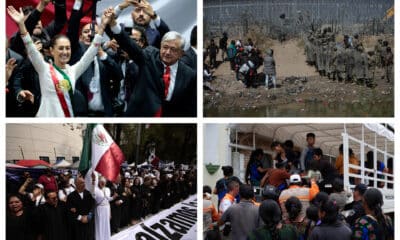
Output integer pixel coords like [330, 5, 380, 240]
[7, 6, 25, 25]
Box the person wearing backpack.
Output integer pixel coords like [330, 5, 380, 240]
[213, 166, 241, 208]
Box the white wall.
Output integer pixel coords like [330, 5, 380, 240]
[203, 124, 231, 206]
[6, 124, 84, 164]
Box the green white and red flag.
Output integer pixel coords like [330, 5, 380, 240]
[80, 124, 125, 184]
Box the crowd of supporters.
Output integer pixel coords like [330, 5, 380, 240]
[6, 164, 197, 240]
[6, 0, 197, 117]
[203, 132, 394, 240]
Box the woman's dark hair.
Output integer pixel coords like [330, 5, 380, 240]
[313, 148, 323, 157]
[49, 34, 69, 48]
[285, 196, 302, 222]
[7, 193, 23, 204]
[338, 144, 343, 154]
[203, 185, 212, 194]
[363, 188, 388, 232]
[306, 205, 319, 222]
[312, 192, 329, 206]
[259, 200, 282, 240]
[239, 184, 254, 199]
[245, 149, 263, 181]
[270, 141, 282, 150]
[7, 193, 24, 212]
[190, 25, 197, 46]
[349, 148, 354, 157]
[319, 199, 339, 224]
[284, 140, 294, 149]
[366, 151, 374, 169]
[205, 229, 221, 240]
[332, 178, 344, 193]
[132, 25, 148, 47]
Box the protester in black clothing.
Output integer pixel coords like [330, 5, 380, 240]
[66, 177, 95, 240]
[150, 178, 161, 214]
[119, 177, 132, 227]
[7, 194, 36, 240]
[130, 177, 143, 223]
[37, 191, 70, 240]
[107, 174, 123, 233]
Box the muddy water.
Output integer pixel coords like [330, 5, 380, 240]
[204, 101, 394, 117]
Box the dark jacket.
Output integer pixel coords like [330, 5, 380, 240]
[181, 47, 197, 70]
[112, 28, 197, 117]
[9, 0, 67, 57]
[6, 49, 25, 117]
[68, 6, 122, 117]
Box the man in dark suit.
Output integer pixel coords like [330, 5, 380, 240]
[108, 13, 197, 117]
[66, 177, 95, 240]
[114, 0, 170, 49]
[181, 25, 197, 70]
[68, 2, 123, 117]
[6, 47, 28, 117]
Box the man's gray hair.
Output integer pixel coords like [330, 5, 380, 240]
[161, 31, 185, 50]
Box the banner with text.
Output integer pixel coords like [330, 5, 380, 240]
[112, 195, 197, 240]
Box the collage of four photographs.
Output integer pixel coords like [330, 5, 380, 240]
[4, 0, 396, 239]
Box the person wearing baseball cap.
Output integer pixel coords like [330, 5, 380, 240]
[344, 183, 367, 227]
[279, 174, 319, 221]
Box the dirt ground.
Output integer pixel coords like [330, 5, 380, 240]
[204, 38, 394, 117]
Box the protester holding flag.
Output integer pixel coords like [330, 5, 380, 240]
[6, 5, 111, 117]
[79, 124, 125, 239]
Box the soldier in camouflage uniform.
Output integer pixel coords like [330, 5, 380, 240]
[333, 46, 347, 82]
[343, 36, 355, 82]
[374, 39, 383, 67]
[384, 46, 393, 83]
[352, 45, 369, 85]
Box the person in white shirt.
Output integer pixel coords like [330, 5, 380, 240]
[6, 5, 110, 117]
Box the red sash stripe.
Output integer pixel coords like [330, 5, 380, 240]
[49, 64, 71, 117]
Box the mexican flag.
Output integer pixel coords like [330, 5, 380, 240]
[79, 124, 125, 184]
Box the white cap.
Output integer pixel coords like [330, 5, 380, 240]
[290, 174, 302, 184]
[35, 183, 44, 189]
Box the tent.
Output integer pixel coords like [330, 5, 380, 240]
[16, 159, 51, 168]
[6, 163, 27, 168]
[52, 159, 72, 168]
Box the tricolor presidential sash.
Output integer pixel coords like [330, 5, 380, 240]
[49, 64, 74, 117]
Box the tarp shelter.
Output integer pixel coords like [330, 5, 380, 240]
[6, 163, 27, 168]
[52, 160, 72, 168]
[16, 159, 51, 168]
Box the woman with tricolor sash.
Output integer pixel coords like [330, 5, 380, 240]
[7, 6, 112, 117]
